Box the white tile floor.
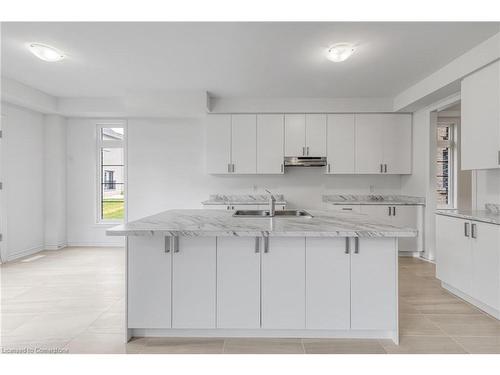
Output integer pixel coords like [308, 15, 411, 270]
[2, 247, 500, 354]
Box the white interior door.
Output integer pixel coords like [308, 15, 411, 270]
[257, 114, 284, 174]
[172, 237, 217, 328]
[306, 237, 350, 329]
[305, 114, 327, 156]
[206, 114, 231, 174]
[217, 237, 261, 329]
[471, 222, 500, 309]
[0, 115, 6, 263]
[350, 238, 397, 330]
[261, 237, 306, 329]
[326, 114, 355, 174]
[355, 114, 384, 174]
[382, 115, 412, 174]
[284, 114, 306, 156]
[128, 236, 172, 328]
[231, 114, 257, 174]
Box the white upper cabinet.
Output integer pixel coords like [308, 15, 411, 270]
[305, 114, 327, 157]
[257, 114, 284, 174]
[284, 114, 306, 156]
[355, 114, 412, 174]
[206, 114, 231, 174]
[231, 114, 257, 174]
[461, 61, 500, 170]
[326, 114, 355, 174]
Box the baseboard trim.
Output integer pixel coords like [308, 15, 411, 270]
[6, 245, 44, 262]
[66, 242, 124, 248]
[44, 243, 68, 251]
[441, 282, 500, 320]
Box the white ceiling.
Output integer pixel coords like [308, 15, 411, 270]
[1, 22, 499, 98]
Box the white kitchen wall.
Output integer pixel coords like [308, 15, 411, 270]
[127, 118, 402, 221]
[475, 169, 500, 207]
[66, 118, 124, 246]
[1, 103, 45, 260]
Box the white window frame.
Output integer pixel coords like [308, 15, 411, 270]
[96, 121, 127, 224]
[436, 121, 456, 210]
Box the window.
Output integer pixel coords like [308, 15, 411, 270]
[97, 124, 125, 222]
[436, 123, 455, 208]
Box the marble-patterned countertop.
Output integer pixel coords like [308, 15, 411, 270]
[202, 194, 287, 205]
[323, 194, 425, 206]
[436, 204, 500, 226]
[107, 209, 417, 238]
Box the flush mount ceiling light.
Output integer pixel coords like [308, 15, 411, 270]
[326, 43, 356, 62]
[28, 43, 65, 62]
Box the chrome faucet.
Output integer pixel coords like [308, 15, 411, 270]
[265, 189, 276, 217]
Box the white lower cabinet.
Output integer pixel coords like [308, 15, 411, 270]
[216, 237, 261, 329]
[261, 237, 306, 329]
[127, 236, 172, 328]
[305, 238, 350, 329]
[436, 214, 500, 315]
[172, 237, 217, 328]
[350, 238, 397, 330]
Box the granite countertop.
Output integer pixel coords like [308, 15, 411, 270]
[202, 194, 287, 205]
[107, 209, 417, 238]
[323, 194, 425, 206]
[436, 204, 500, 226]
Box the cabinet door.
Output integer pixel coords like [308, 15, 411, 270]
[172, 237, 216, 328]
[359, 204, 392, 221]
[261, 237, 306, 329]
[306, 238, 350, 329]
[435, 215, 472, 293]
[217, 237, 261, 329]
[284, 114, 306, 156]
[257, 114, 284, 174]
[461, 61, 500, 170]
[392, 205, 418, 252]
[355, 114, 384, 174]
[231, 114, 257, 174]
[351, 238, 397, 330]
[326, 114, 355, 174]
[382, 115, 412, 174]
[128, 236, 171, 328]
[305, 114, 327, 156]
[206, 115, 231, 174]
[471, 222, 500, 310]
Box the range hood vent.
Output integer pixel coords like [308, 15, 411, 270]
[284, 156, 327, 167]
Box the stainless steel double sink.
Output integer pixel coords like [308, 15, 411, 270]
[233, 209, 313, 218]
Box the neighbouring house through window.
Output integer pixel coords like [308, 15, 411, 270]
[97, 125, 125, 222]
[436, 122, 455, 208]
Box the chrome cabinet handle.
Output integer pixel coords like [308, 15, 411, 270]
[342, 207, 352, 211]
[227, 163, 231, 173]
[464, 222, 470, 237]
[471, 223, 477, 239]
[354, 237, 359, 254]
[281, 164, 284, 173]
[380, 164, 383, 173]
[392, 207, 396, 216]
[328, 164, 331, 173]
[307, 146, 310, 155]
[384, 164, 387, 173]
[263, 237, 269, 253]
[171, 236, 179, 253]
[345, 237, 350, 254]
[302, 146, 305, 156]
[231, 164, 235, 173]
[165, 236, 171, 253]
[255, 237, 260, 253]
[388, 206, 392, 216]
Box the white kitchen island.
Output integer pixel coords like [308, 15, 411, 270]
[107, 209, 417, 344]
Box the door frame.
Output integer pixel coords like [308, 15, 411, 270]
[0, 114, 7, 263]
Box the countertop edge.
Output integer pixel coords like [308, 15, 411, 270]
[435, 210, 500, 226]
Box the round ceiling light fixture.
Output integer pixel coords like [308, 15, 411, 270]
[326, 43, 356, 62]
[28, 43, 65, 62]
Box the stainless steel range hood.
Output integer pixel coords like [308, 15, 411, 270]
[284, 156, 327, 167]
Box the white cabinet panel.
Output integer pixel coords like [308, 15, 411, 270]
[206, 115, 231, 174]
[305, 114, 327, 157]
[392, 205, 419, 252]
[231, 114, 257, 174]
[471, 221, 500, 310]
[326, 114, 355, 174]
[360, 204, 392, 221]
[284, 114, 306, 157]
[383, 115, 412, 174]
[172, 237, 216, 328]
[261, 237, 306, 329]
[327, 204, 361, 213]
[461, 61, 500, 170]
[306, 237, 350, 329]
[355, 114, 384, 174]
[128, 236, 171, 328]
[350, 238, 397, 330]
[436, 215, 472, 294]
[217, 237, 261, 329]
[257, 114, 284, 174]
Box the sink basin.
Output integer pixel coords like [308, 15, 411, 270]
[233, 209, 312, 218]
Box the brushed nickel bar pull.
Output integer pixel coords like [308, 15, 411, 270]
[388, 206, 392, 216]
[255, 237, 260, 253]
[393, 206, 396, 216]
[264, 237, 269, 253]
[165, 236, 171, 253]
[464, 222, 470, 237]
[173, 236, 180, 253]
[227, 163, 231, 173]
[328, 164, 331, 173]
[380, 164, 383, 173]
[281, 164, 284, 173]
[307, 146, 310, 155]
[345, 237, 350, 254]
[471, 223, 477, 239]
[354, 237, 359, 254]
[384, 164, 388, 173]
[302, 146, 305, 156]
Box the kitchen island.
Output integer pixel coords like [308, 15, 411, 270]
[107, 209, 417, 344]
